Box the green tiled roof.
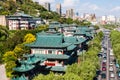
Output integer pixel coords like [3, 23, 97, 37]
[26, 42, 71, 48]
[77, 27, 91, 32]
[74, 31, 86, 35]
[61, 24, 69, 27]
[75, 37, 86, 44]
[86, 32, 92, 36]
[45, 66, 67, 72]
[34, 54, 70, 59]
[69, 23, 77, 27]
[49, 21, 62, 28]
[12, 74, 28, 80]
[26, 32, 72, 48]
[13, 64, 35, 72]
[74, 31, 92, 37]
[64, 36, 86, 45]
[15, 13, 32, 17]
[7, 17, 19, 20]
[64, 37, 77, 43]
[67, 45, 76, 51]
[19, 56, 46, 64]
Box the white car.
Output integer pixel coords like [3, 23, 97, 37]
[110, 52, 114, 56]
[110, 73, 115, 78]
[103, 59, 107, 62]
[109, 67, 114, 72]
[109, 62, 113, 66]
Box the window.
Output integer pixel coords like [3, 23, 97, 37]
[57, 50, 63, 54]
[48, 50, 52, 54]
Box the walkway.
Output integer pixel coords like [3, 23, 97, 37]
[0, 64, 8, 80]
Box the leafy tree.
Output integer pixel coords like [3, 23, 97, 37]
[13, 44, 30, 58]
[66, 18, 73, 24]
[110, 30, 120, 64]
[63, 73, 81, 80]
[5, 61, 16, 78]
[2, 51, 17, 78]
[2, 51, 17, 63]
[94, 25, 99, 30]
[23, 33, 36, 44]
[0, 25, 9, 41]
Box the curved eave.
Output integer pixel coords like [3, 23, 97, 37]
[45, 66, 67, 72]
[67, 45, 76, 51]
[26, 43, 72, 48]
[13, 65, 35, 72]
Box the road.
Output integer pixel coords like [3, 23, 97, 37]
[106, 35, 109, 80]
[98, 30, 119, 80]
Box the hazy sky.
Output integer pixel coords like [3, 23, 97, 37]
[33, 0, 120, 17]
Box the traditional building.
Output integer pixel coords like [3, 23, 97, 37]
[26, 32, 78, 70]
[12, 22, 95, 80]
[47, 21, 63, 33]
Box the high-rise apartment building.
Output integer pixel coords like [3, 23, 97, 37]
[66, 9, 74, 19]
[44, 2, 50, 11]
[56, 3, 62, 16]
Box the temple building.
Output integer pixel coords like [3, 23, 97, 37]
[12, 22, 96, 80]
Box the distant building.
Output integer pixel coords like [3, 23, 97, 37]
[43, 2, 50, 11]
[100, 15, 116, 24]
[100, 16, 107, 24]
[101, 16, 106, 21]
[6, 12, 44, 30]
[0, 15, 6, 26]
[116, 17, 120, 23]
[56, 3, 62, 16]
[44, 2, 50, 11]
[107, 15, 116, 23]
[83, 13, 96, 21]
[66, 9, 74, 19]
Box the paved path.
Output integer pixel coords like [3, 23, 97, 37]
[0, 64, 8, 80]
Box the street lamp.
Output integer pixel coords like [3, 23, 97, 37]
[82, 50, 85, 61]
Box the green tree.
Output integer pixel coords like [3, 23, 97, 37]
[2, 51, 17, 78]
[23, 33, 36, 44]
[5, 61, 16, 78]
[2, 51, 17, 63]
[0, 25, 9, 41]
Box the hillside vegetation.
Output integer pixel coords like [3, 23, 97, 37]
[0, 0, 92, 25]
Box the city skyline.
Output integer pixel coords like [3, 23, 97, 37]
[33, 0, 120, 17]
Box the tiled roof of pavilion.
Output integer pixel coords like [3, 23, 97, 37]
[26, 32, 72, 48]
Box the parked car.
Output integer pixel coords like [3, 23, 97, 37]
[102, 67, 106, 71]
[96, 70, 101, 76]
[116, 63, 119, 68]
[117, 71, 120, 78]
[97, 53, 102, 57]
[103, 59, 107, 62]
[110, 73, 115, 78]
[109, 62, 113, 66]
[109, 67, 114, 72]
[103, 56, 107, 60]
[102, 62, 106, 66]
[101, 73, 106, 79]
